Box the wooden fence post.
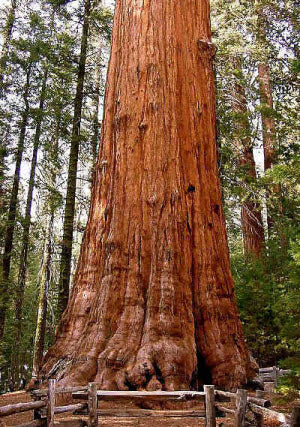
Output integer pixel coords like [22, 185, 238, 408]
[47, 379, 56, 427]
[253, 412, 264, 427]
[235, 389, 247, 427]
[254, 391, 264, 427]
[255, 390, 264, 399]
[204, 385, 216, 427]
[290, 407, 300, 427]
[273, 366, 277, 386]
[88, 382, 97, 427]
[33, 391, 42, 421]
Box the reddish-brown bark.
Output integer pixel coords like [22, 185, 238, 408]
[231, 59, 265, 257]
[41, 0, 256, 391]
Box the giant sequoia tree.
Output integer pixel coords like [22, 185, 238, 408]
[41, 0, 256, 390]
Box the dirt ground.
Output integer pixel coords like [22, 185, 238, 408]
[0, 391, 33, 426]
[0, 390, 298, 426]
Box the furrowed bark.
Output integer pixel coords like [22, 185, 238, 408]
[0, 0, 17, 96]
[57, 0, 91, 316]
[0, 64, 31, 343]
[11, 68, 48, 386]
[42, 0, 255, 391]
[231, 58, 264, 257]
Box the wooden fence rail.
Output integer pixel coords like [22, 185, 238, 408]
[0, 401, 46, 417]
[0, 379, 298, 427]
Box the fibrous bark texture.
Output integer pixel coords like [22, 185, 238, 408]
[231, 58, 264, 257]
[42, 0, 255, 391]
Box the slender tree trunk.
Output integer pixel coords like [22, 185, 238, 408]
[0, 126, 9, 211]
[91, 45, 103, 174]
[256, 12, 276, 171]
[57, 0, 91, 316]
[258, 61, 276, 171]
[0, 0, 18, 201]
[231, 58, 264, 257]
[256, 8, 285, 242]
[32, 211, 54, 380]
[0, 0, 17, 95]
[11, 68, 48, 386]
[42, 0, 255, 391]
[0, 64, 31, 342]
[32, 111, 60, 382]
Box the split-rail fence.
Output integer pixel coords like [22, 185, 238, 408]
[0, 379, 299, 427]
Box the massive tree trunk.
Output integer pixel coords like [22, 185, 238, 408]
[231, 58, 264, 257]
[11, 68, 48, 387]
[42, 0, 255, 391]
[0, 64, 31, 342]
[57, 0, 91, 316]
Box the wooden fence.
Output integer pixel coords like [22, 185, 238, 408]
[258, 367, 291, 388]
[0, 379, 298, 427]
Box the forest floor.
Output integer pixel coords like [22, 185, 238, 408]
[0, 390, 299, 426]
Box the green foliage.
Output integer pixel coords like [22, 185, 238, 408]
[0, 0, 113, 392]
[212, 0, 299, 369]
[291, 59, 300, 74]
[232, 230, 300, 365]
[90, 6, 113, 41]
[275, 357, 300, 400]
